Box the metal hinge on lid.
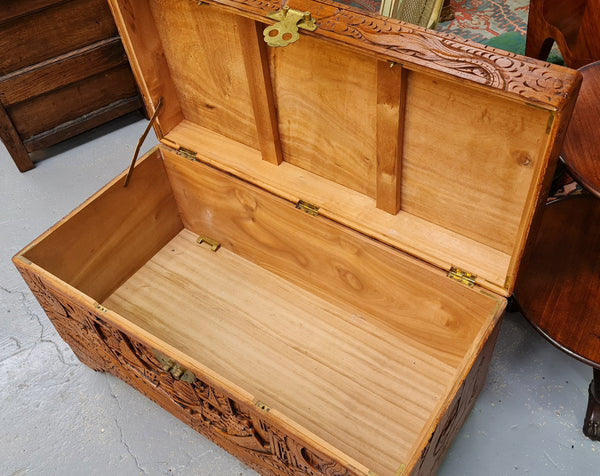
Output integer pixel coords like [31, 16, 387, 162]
[177, 147, 197, 160]
[296, 200, 319, 216]
[447, 266, 477, 287]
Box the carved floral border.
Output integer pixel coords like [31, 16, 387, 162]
[205, 0, 577, 108]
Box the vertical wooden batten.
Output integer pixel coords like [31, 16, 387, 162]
[376, 60, 407, 214]
[237, 17, 283, 165]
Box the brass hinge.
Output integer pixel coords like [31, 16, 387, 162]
[153, 350, 196, 383]
[178, 146, 197, 160]
[255, 401, 271, 412]
[447, 266, 477, 287]
[263, 6, 317, 47]
[296, 200, 319, 216]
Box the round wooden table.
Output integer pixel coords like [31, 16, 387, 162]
[514, 60, 600, 440]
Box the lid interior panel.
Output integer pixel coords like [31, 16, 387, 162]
[270, 35, 378, 198]
[148, 0, 260, 151]
[108, 0, 579, 294]
[402, 72, 552, 255]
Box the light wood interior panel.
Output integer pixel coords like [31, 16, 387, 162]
[162, 126, 512, 292]
[108, 0, 184, 132]
[271, 35, 378, 197]
[402, 72, 551, 254]
[22, 151, 183, 302]
[163, 150, 502, 366]
[103, 228, 495, 475]
[148, 0, 259, 150]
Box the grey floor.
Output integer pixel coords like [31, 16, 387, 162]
[2, 114, 599, 475]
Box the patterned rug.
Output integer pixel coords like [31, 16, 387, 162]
[341, 0, 530, 44]
[436, 0, 529, 43]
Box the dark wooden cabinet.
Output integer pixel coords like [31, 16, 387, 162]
[0, 0, 142, 172]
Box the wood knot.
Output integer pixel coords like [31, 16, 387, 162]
[514, 151, 533, 167]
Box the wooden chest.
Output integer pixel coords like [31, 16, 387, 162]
[13, 0, 581, 474]
[0, 0, 142, 172]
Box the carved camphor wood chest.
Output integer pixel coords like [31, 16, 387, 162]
[13, 0, 581, 474]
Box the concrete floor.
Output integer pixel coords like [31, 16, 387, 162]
[1, 114, 599, 475]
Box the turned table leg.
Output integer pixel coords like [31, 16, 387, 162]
[583, 368, 600, 440]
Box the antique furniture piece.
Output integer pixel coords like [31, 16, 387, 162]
[525, 0, 600, 67]
[515, 61, 600, 440]
[13, 0, 580, 474]
[0, 0, 142, 172]
[560, 61, 600, 197]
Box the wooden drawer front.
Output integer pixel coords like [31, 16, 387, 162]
[0, 0, 117, 76]
[15, 265, 359, 476]
[0, 38, 130, 107]
[8, 65, 139, 140]
[0, 0, 69, 24]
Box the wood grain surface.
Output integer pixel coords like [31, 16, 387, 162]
[515, 196, 600, 367]
[148, 0, 259, 150]
[270, 34, 378, 197]
[401, 71, 551, 255]
[162, 149, 502, 367]
[14, 261, 371, 475]
[376, 61, 407, 214]
[0, 38, 130, 107]
[103, 226, 501, 475]
[164, 122, 512, 293]
[237, 17, 283, 165]
[0, 0, 71, 24]
[0, 0, 117, 76]
[21, 150, 182, 302]
[561, 61, 600, 197]
[105, 0, 581, 297]
[7, 65, 138, 139]
[104, 229, 454, 475]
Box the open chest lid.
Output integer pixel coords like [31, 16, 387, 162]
[108, 0, 581, 297]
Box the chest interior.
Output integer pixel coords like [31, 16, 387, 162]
[15, 0, 581, 474]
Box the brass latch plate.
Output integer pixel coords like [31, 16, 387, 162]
[447, 266, 477, 287]
[264, 6, 316, 47]
[153, 350, 196, 383]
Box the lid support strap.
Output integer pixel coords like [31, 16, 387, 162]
[124, 97, 164, 187]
